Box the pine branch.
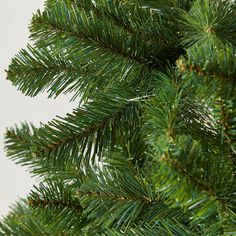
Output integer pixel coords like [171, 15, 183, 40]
[5, 123, 37, 166]
[6, 43, 155, 102]
[69, 0, 179, 43]
[0, 200, 55, 236]
[30, 1, 183, 69]
[5, 1, 166, 101]
[75, 163, 191, 231]
[102, 221, 199, 236]
[214, 98, 236, 165]
[30, 5, 155, 68]
[5, 89, 145, 174]
[145, 72, 219, 145]
[45, 0, 181, 43]
[36, 93, 142, 164]
[177, 43, 236, 82]
[2, 0, 236, 234]
[5, 123, 82, 181]
[6, 45, 102, 100]
[28, 180, 87, 234]
[138, 0, 194, 11]
[150, 136, 235, 228]
[143, 72, 235, 228]
[180, 0, 236, 47]
[26, 161, 193, 234]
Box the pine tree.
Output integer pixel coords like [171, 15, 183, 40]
[1, 0, 236, 235]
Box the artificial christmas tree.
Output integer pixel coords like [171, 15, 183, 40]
[1, 0, 236, 235]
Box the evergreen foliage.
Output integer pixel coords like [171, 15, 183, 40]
[1, 0, 236, 235]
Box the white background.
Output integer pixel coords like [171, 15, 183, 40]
[0, 1, 77, 219]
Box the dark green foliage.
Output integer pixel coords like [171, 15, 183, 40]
[180, 0, 236, 47]
[0, 201, 55, 236]
[1, 0, 236, 235]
